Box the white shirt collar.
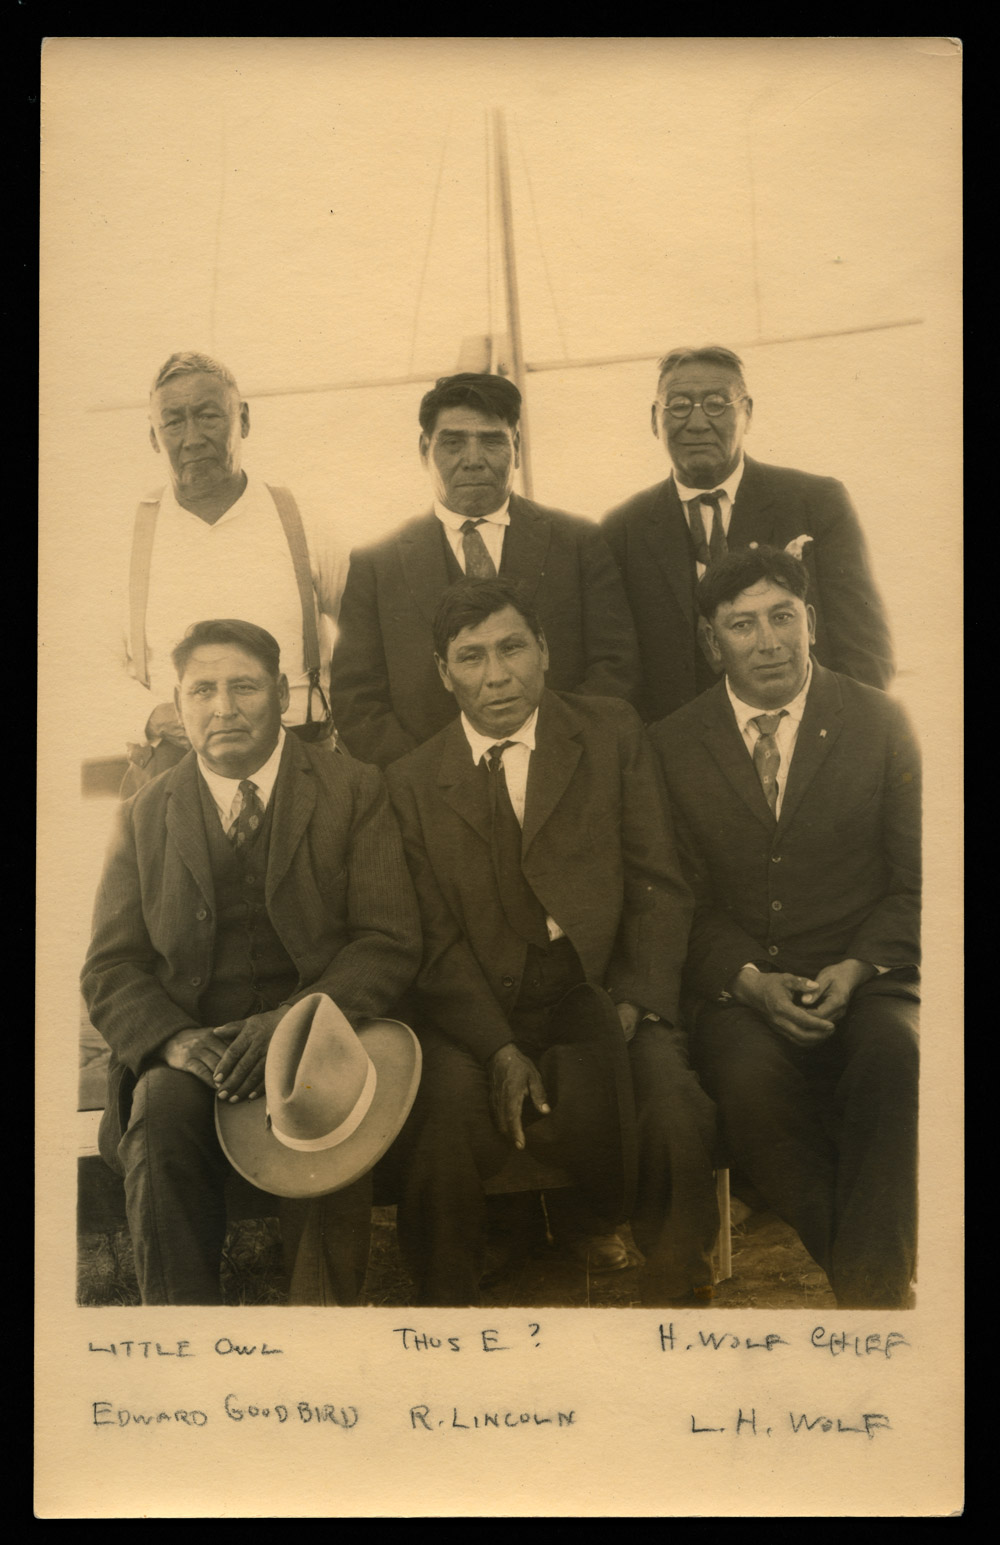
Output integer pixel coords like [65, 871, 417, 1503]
[460, 707, 538, 765]
[434, 497, 511, 530]
[197, 726, 287, 822]
[726, 658, 813, 733]
[673, 456, 745, 506]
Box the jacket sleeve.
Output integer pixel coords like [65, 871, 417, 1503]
[328, 548, 421, 769]
[667, 809, 777, 1003]
[292, 761, 423, 1022]
[809, 479, 896, 690]
[571, 521, 642, 705]
[80, 801, 202, 1076]
[843, 697, 921, 970]
[385, 765, 517, 1062]
[604, 718, 694, 1024]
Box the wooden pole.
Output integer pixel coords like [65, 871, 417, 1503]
[492, 107, 533, 500]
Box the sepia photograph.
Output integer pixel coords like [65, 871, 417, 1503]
[37, 36, 962, 1517]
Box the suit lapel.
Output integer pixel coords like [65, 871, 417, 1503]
[521, 693, 583, 856]
[728, 456, 778, 550]
[500, 495, 551, 602]
[777, 664, 845, 830]
[437, 719, 492, 846]
[639, 480, 696, 624]
[398, 513, 453, 626]
[698, 684, 776, 830]
[266, 735, 317, 900]
[165, 755, 215, 904]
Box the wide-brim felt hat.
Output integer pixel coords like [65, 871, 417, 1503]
[522, 981, 638, 1223]
[216, 994, 421, 1199]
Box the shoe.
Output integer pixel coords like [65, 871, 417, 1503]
[559, 1232, 630, 1273]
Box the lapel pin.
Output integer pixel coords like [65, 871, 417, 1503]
[819, 729, 827, 738]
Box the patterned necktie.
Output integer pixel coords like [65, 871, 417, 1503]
[228, 778, 265, 849]
[461, 518, 498, 578]
[750, 712, 787, 815]
[485, 742, 550, 946]
[689, 490, 727, 568]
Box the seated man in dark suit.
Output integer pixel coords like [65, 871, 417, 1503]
[601, 345, 895, 722]
[82, 619, 422, 1305]
[330, 372, 640, 767]
[649, 548, 919, 1309]
[385, 578, 718, 1306]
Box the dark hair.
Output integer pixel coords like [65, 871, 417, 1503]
[418, 372, 521, 436]
[696, 546, 809, 621]
[151, 351, 240, 399]
[171, 619, 281, 680]
[656, 345, 747, 399]
[432, 578, 543, 660]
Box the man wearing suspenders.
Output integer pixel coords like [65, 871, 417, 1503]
[119, 352, 348, 793]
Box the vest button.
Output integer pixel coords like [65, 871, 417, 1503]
[246, 874, 257, 886]
[768, 945, 779, 956]
[771, 900, 782, 911]
[771, 855, 782, 863]
[501, 975, 515, 989]
[190, 976, 202, 987]
[196, 908, 208, 920]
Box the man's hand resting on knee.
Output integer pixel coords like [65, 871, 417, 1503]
[487, 1043, 551, 1150]
[160, 1010, 283, 1103]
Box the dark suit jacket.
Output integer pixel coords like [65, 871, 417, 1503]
[601, 456, 895, 722]
[330, 494, 641, 768]
[385, 690, 693, 1063]
[648, 665, 920, 1007]
[81, 734, 422, 1154]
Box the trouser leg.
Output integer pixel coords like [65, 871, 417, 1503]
[628, 1022, 720, 1298]
[116, 1065, 230, 1305]
[691, 1002, 838, 1278]
[825, 994, 919, 1308]
[395, 1033, 508, 1307]
[280, 1177, 373, 1306]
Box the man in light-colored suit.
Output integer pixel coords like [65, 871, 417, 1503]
[649, 547, 919, 1309]
[385, 578, 717, 1307]
[330, 372, 640, 767]
[82, 619, 421, 1305]
[601, 345, 895, 722]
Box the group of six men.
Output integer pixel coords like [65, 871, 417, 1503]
[82, 350, 918, 1311]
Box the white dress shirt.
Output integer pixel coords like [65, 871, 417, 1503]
[434, 498, 511, 573]
[459, 708, 564, 942]
[674, 457, 746, 578]
[726, 658, 812, 820]
[197, 728, 286, 834]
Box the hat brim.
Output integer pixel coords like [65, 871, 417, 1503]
[215, 1019, 421, 1199]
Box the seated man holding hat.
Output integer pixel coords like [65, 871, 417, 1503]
[386, 577, 719, 1306]
[82, 618, 422, 1305]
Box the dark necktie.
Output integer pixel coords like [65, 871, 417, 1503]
[750, 712, 787, 815]
[228, 778, 265, 849]
[486, 742, 550, 947]
[689, 490, 727, 568]
[461, 518, 498, 578]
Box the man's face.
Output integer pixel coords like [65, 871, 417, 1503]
[436, 604, 549, 738]
[174, 643, 288, 779]
[420, 405, 520, 518]
[705, 579, 815, 709]
[651, 362, 752, 489]
[149, 372, 250, 501]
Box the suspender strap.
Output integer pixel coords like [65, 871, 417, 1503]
[267, 483, 319, 675]
[128, 492, 163, 688]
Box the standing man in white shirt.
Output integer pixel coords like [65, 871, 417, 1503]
[117, 352, 348, 792]
[649, 547, 920, 1308]
[601, 345, 895, 722]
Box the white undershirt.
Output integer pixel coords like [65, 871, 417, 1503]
[459, 708, 564, 942]
[434, 498, 511, 572]
[197, 727, 286, 833]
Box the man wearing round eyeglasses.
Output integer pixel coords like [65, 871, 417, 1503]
[601, 346, 895, 723]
